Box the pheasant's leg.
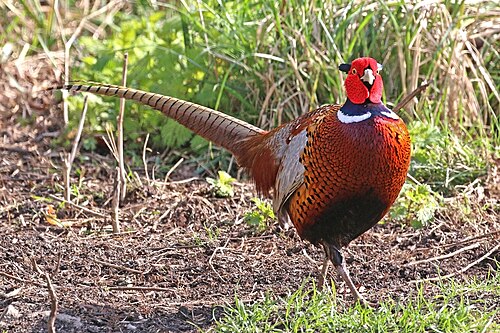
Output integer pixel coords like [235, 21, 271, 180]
[317, 254, 329, 288]
[324, 243, 370, 306]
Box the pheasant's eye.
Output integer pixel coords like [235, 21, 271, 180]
[351, 68, 357, 75]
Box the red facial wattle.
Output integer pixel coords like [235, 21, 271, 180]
[343, 57, 383, 104]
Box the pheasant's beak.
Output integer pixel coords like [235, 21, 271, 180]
[361, 68, 375, 85]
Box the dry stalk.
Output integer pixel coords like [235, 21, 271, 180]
[45, 273, 58, 333]
[31, 258, 58, 333]
[163, 157, 184, 189]
[404, 242, 481, 267]
[106, 52, 130, 233]
[48, 194, 107, 218]
[91, 258, 145, 274]
[118, 52, 128, 201]
[208, 238, 230, 282]
[57, 5, 88, 124]
[102, 125, 121, 232]
[142, 133, 151, 183]
[112, 166, 121, 233]
[393, 80, 432, 113]
[102, 124, 119, 161]
[62, 96, 88, 202]
[108, 286, 173, 292]
[414, 242, 500, 283]
[0, 270, 45, 287]
[56, 0, 125, 123]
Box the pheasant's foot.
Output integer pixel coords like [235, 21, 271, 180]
[322, 241, 373, 306]
[302, 248, 329, 289]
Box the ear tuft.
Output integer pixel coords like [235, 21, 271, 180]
[338, 63, 351, 73]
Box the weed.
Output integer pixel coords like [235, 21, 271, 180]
[206, 170, 236, 198]
[409, 122, 488, 195]
[204, 223, 220, 243]
[244, 198, 275, 232]
[390, 183, 441, 228]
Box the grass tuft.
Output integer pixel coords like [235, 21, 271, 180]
[212, 273, 499, 332]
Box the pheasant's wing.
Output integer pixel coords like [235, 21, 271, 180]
[273, 129, 307, 226]
[271, 105, 340, 227]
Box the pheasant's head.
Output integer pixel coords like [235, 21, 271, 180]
[339, 57, 383, 104]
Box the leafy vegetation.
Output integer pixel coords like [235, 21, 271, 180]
[244, 197, 275, 232]
[3, 0, 497, 161]
[212, 273, 499, 332]
[408, 122, 489, 194]
[390, 183, 441, 228]
[207, 170, 236, 197]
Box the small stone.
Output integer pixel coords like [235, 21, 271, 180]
[126, 323, 137, 330]
[6, 304, 21, 318]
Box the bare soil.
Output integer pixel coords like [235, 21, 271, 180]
[0, 57, 498, 333]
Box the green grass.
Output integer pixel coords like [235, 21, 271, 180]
[209, 272, 499, 332]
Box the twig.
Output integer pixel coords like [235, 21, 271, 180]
[413, 243, 500, 283]
[48, 194, 107, 218]
[118, 52, 128, 201]
[208, 238, 230, 282]
[0, 145, 35, 155]
[45, 273, 58, 333]
[82, 229, 138, 239]
[393, 80, 432, 113]
[404, 242, 481, 267]
[91, 258, 144, 274]
[163, 157, 184, 187]
[0, 270, 44, 287]
[108, 286, 173, 292]
[32, 259, 58, 333]
[111, 166, 121, 233]
[142, 133, 150, 183]
[62, 96, 88, 202]
[438, 230, 500, 249]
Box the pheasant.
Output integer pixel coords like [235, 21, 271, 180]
[61, 57, 412, 304]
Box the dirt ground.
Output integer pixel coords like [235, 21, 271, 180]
[0, 57, 499, 333]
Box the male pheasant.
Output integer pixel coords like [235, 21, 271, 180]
[62, 57, 412, 304]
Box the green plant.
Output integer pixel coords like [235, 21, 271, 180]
[213, 273, 499, 332]
[206, 170, 236, 197]
[409, 122, 488, 194]
[204, 223, 220, 243]
[244, 198, 275, 232]
[57, 0, 497, 165]
[391, 183, 441, 229]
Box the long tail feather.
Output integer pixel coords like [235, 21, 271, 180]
[62, 83, 266, 156]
